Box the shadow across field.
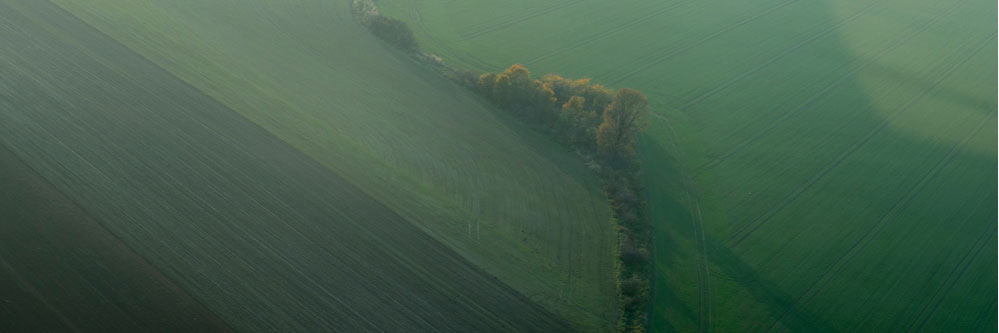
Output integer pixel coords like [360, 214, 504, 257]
[644, 136, 835, 333]
[639, 0, 997, 330]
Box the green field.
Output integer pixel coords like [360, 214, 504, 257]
[378, 0, 998, 331]
[0, 144, 232, 332]
[48, 0, 618, 328]
[0, 0, 617, 330]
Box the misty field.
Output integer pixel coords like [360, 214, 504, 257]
[378, 0, 998, 331]
[0, 142, 231, 331]
[0, 0, 619, 330]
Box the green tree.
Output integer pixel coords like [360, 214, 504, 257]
[503, 64, 535, 106]
[541, 74, 572, 104]
[560, 96, 599, 147]
[365, 15, 419, 51]
[491, 73, 513, 106]
[502, 64, 531, 85]
[532, 83, 558, 125]
[476, 72, 496, 95]
[577, 82, 613, 114]
[494, 64, 556, 122]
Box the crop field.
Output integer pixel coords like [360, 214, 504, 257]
[45, 0, 617, 329]
[378, 0, 998, 331]
[0, 144, 231, 332]
[0, 0, 611, 330]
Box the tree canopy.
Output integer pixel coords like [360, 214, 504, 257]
[365, 15, 419, 51]
[597, 88, 648, 159]
[471, 64, 653, 332]
[476, 64, 647, 161]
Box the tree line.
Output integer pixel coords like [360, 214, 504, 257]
[350, 4, 653, 330]
[470, 65, 648, 164]
[351, 0, 419, 52]
[467, 64, 652, 332]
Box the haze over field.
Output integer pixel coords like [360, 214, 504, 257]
[1, 0, 995, 332]
[379, 0, 997, 331]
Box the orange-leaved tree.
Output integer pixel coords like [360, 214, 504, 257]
[596, 88, 648, 159]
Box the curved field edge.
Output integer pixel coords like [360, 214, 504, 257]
[49, 0, 618, 329]
[0, 1, 572, 330]
[0, 143, 232, 332]
[375, 0, 997, 331]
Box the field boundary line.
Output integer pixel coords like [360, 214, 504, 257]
[762, 107, 994, 332]
[21, 0, 594, 330]
[726, 32, 997, 247]
[679, 0, 886, 110]
[653, 111, 712, 332]
[607, 0, 799, 85]
[15, 5, 394, 327]
[699, 0, 971, 171]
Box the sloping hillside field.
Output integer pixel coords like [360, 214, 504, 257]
[0, 0, 620, 330]
[46, 0, 617, 329]
[377, 0, 998, 331]
[0, 143, 231, 331]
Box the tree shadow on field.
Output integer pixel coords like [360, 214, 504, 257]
[863, 62, 990, 114]
[645, 0, 998, 330]
[643, 137, 835, 332]
[639, 137, 701, 331]
[372, 0, 998, 330]
[706, 239, 837, 332]
[645, 191, 697, 328]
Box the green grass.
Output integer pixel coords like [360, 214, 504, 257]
[41, 0, 619, 330]
[377, 0, 998, 331]
[0, 0, 606, 330]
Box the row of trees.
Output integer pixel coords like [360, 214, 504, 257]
[352, 0, 419, 51]
[470, 65, 652, 332]
[608, 169, 650, 331]
[472, 65, 648, 164]
[349, 5, 653, 328]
